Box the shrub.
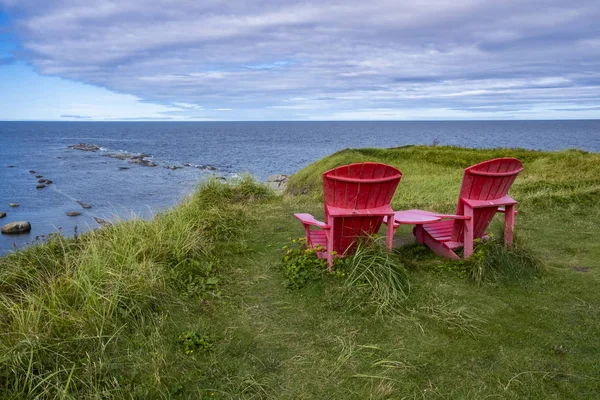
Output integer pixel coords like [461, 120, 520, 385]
[281, 238, 328, 289]
[177, 331, 213, 355]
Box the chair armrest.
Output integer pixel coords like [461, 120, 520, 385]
[294, 213, 330, 229]
[436, 214, 472, 220]
[496, 207, 518, 214]
[462, 195, 517, 208]
[394, 208, 471, 221]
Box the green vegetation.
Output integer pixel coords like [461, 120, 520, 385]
[1, 145, 599, 398]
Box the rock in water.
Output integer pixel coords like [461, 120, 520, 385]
[2, 221, 31, 234]
[9, 203, 19, 207]
[0, 212, 6, 218]
[45, 179, 53, 184]
[66, 211, 81, 217]
[196, 164, 217, 171]
[7, 165, 14, 168]
[29, 170, 36, 174]
[104, 153, 131, 160]
[128, 156, 158, 167]
[37, 178, 46, 183]
[68, 143, 102, 152]
[36, 183, 46, 189]
[266, 174, 289, 191]
[77, 201, 92, 209]
[94, 217, 111, 226]
[35, 175, 43, 178]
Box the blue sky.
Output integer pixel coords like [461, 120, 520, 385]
[1, 1, 599, 121]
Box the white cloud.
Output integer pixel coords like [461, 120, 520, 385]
[0, 0, 599, 119]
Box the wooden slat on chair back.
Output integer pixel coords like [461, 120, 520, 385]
[451, 158, 523, 241]
[322, 162, 402, 255]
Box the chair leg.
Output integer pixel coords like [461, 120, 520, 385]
[304, 225, 312, 246]
[504, 204, 515, 246]
[463, 206, 474, 258]
[326, 217, 334, 272]
[386, 213, 394, 251]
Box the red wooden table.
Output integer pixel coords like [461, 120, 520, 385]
[388, 209, 443, 247]
[392, 209, 442, 224]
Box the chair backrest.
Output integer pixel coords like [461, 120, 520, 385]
[452, 158, 523, 241]
[322, 162, 402, 254]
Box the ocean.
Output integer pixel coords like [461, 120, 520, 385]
[1, 120, 599, 253]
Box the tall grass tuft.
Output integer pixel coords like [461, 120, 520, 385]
[191, 175, 273, 208]
[463, 237, 545, 285]
[343, 240, 411, 313]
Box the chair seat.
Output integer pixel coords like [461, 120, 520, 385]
[423, 220, 455, 242]
[308, 230, 327, 246]
[308, 230, 327, 259]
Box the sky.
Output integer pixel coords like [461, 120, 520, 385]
[0, 0, 599, 121]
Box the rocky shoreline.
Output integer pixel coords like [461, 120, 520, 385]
[2, 143, 289, 241]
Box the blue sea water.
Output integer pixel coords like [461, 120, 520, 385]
[1, 120, 599, 254]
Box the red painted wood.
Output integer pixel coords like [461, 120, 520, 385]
[393, 210, 442, 224]
[422, 230, 461, 260]
[297, 162, 402, 268]
[452, 158, 523, 242]
[417, 158, 522, 259]
[504, 204, 515, 245]
[294, 213, 329, 228]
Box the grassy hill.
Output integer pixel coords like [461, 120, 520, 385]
[1, 145, 599, 398]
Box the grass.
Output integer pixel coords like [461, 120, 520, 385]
[341, 239, 411, 314]
[1, 145, 600, 398]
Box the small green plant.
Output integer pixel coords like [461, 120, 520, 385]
[168, 257, 221, 298]
[177, 331, 214, 355]
[281, 238, 328, 289]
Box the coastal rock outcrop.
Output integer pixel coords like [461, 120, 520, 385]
[68, 143, 102, 152]
[129, 156, 158, 167]
[66, 211, 81, 217]
[2, 221, 31, 234]
[103, 151, 162, 167]
[266, 174, 289, 192]
[0, 212, 6, 218]
[104, 153, 131, 160]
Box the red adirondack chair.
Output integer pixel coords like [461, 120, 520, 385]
[412, 158, 523, 259]
[294, 162, 402, 269]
